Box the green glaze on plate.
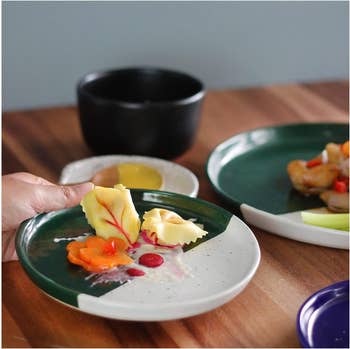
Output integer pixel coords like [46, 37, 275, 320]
[16, 189, 260, 320]
[206, 123, 349, 249]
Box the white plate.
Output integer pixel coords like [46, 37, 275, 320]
[59, 155, 199, 197]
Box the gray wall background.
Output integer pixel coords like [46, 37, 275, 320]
[3, 1, 349, 111]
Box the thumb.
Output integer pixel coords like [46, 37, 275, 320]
[36, 182, 94, 213]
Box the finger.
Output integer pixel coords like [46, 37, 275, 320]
[2, 230, 18, 262]
[4, 172, 55, 186]
[34, 182, 94, 213]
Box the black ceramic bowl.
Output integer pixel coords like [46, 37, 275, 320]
[77, 67, 205, 159]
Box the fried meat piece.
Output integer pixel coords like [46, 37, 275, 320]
[287, 160, 339, 195]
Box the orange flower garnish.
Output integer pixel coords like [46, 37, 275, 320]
[67, 236, 133, 273]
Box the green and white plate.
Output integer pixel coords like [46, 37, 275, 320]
[206, 123, 349, 249]
[16, 190, 260, 321]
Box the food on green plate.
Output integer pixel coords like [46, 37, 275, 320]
[287, 140, 349, 213]
[301, 211, 349, 231]
[81, 184, 141, 245]
[68, 185, 207, 278]
[319, 190, 349, 213]
[287, 161, 339, 194]
[141, 208, 208, 246]
[67, 236, 133, 273]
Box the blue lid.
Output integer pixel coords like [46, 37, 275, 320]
[297, 280, 349, 348]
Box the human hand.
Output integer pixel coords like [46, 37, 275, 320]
[2, 172, 93, 262]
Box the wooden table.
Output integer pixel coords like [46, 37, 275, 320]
[2, 81, 349, 348]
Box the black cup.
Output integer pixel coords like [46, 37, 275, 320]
[77, 67, 205, 159]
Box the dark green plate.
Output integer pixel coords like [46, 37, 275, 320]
[206, 123, 349, 249]
[16, 189, 260, 321]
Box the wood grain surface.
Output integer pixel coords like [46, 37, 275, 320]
[2, 81, 349, 348]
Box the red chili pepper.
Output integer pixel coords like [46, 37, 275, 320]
[338, 176, 349, 183]
[333, 180, 348, 193]
[306, 158, 322, 168]
[103, 240, 116, 256]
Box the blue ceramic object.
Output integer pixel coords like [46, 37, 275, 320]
[297, 280, 349, 348]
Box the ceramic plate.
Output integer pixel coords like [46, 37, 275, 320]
[206, 123, 349, 249]
[297, 280, 349, 348]
[16, 189, 260, 321]
[59, 155, 199, 197]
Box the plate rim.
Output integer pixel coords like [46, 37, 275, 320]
[296, 279, 349, 348]
[15, 189, 261, 320]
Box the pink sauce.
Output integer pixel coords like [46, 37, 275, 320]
[127, 241, 141, 254]
[70, 230, 191, 286]
[139, 253, 164, 268]
[132, 241, 141, 248]
[127, 268, 146, 277]
[140, 230, 181, 249]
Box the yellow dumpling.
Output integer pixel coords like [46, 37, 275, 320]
[81, 184, 140, 245]
[141, 208, 208, 245]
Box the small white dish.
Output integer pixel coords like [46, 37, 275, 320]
[59, 155, 199, 197]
